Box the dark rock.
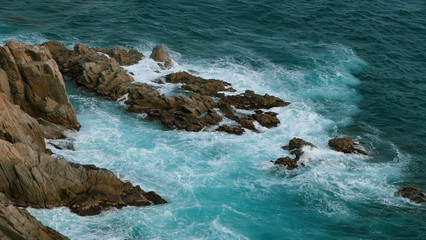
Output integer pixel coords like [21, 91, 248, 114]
[282, 137, 316, 151]
[221, 90, 290, 110]
[397, 187, 425, 204]
[274, 157, 298, 170]
[217, 125, 245, 135]
[328, 138, 368, 155]
[144, 191, 168, 205]
[165, 71, 235, 96]
[251, 111, 280, 128]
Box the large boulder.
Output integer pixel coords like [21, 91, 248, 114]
[149, 44, 173, 68]
[0, 41, 80, 130]
[221, 90, 290, 110]
[0, 193, 68, 240]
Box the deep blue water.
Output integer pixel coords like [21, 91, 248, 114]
[1, 0, 425, 239]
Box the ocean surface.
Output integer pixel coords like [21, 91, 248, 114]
[1, 0, 425, 239]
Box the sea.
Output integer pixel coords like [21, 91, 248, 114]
[0, 0, 425, 239]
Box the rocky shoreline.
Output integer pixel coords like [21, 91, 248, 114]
[0, 40, 423, 238]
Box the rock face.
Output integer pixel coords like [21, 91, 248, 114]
[91, 46, 144, 66]
[328, 138, 368, 155]
[0, 193, 68, 240]
[43, 41, 290, 134]
[275, 138, 316, 169]
[0, 93, 166, 217]
[0, 41, 80, 130]
[397, 187, 425, 204]
[149, 44, 173, 68]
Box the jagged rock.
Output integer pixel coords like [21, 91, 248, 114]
[217, 125, 245, 135]
[397, 187, 425, 204]
[282, 137, 316, 151]
[44, 42, 135, 100]
[274, 157, 298, 170]
[165, 71, 235, 96]
[251, 110, 280, 128]
[37, 118, 68, 140]
[150, 44, 173, 68]
[0, 41, 80, 129]
[282, 137, 316, 160]
[91, 46, 144, 66]
[328, 138, 368, 155]
[0, 193, 68, 240]
[0, 93, 166, 216]
[221, 90, 290, 110]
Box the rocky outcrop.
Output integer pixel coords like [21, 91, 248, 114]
[91, 46, 144, 66]
[149, 44, 173, 68]
[0, 93, 166, 217]
[217, 125, 245, 135]
[220, 90, 290, 110]
[43, 41, 290, 134]
[0, 193, 67, 240]
[328, 138, 368, 155]
[0, 41, 80, 130]
[275, 138, 316, 169]
[397, 187, 425, 204]
[165, 71, 235, 96]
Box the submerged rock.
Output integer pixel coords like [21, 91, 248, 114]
[217, 125, 245, 135]
[282, 137, 316, 161]
[328, 138, 368, 155]
[397, 187, 425, 204]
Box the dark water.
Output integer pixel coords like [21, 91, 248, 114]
[1, 0, 425, 239]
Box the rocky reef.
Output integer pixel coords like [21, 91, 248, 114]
[43, 41, 290, 134]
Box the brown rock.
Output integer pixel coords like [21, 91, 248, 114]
[217, 125, 245, 135]
[252, 110, 280, 128]
[0, 193, 68, 240]
[221, 90, 290, 110]
[282, 137, 316, 160]
[0, 41, 80, 129]
[0, 93, 166, 216]
[328, 138, 368, 155]
[91, 46, 144, 66]
[150, 44, 173, 68]
[397, 187, 425, 204]
[165, 72, 235, 96]
[274, 157, 298, 170]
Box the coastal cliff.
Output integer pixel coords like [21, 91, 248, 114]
[0, 41, 166, 239]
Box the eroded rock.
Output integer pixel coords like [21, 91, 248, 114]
[0, 41, 80, 129]
[150, 44, 173, 68]
[274, 157, 299, 170]
[92, 46, 144, 66]
[221, 90, 290, 110]
[0, 193, 68, 240]
[217, 125, 245, 135]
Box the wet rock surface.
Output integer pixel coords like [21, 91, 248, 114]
[275, 138, 316, 169]
[43, 41, 290, 134]
[0, 41, 80, 130]
[397, 187, 425, 204]
[328, 138, 368, 155]
[91, 46, 144, 66]
[150, 44, 173, 68]
[0, 193, 68, 240]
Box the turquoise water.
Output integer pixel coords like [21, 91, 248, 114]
[1, 0, 425, 239]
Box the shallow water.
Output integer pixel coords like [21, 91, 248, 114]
[1, 0, 425, 239]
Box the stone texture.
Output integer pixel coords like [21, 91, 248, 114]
[0, 193, 68, 240]
[328, 138, 368, 155]
[274, 157, 299, 170]
[0, 93, 166, 216]
[217, 125, 245, 135]
[0, 41, 80, 130]
[91, 46, 144, 66]
[149, 44, 173, 68]
[221, 90, 290, 110]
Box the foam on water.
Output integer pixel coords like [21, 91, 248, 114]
[25, 42, 423, 239]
